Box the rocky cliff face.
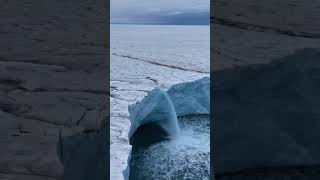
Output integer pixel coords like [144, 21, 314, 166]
[212, 0, 320, 179]
[0, 1, 108, 179]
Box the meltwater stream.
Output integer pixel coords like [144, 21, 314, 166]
[124, 77, 210, 180]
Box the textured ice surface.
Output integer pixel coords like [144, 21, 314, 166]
[110, 24, 209, 180]
[111, 25, 209, 74]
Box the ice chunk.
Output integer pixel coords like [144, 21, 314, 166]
[168, 77, 210, 116]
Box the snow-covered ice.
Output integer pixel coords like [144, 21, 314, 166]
[110, 24, 209, 180]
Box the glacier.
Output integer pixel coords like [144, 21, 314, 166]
[124, 77, 210, 179]
[110, 24, 210, 179]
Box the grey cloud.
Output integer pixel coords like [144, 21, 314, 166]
[111, 0, 209, 25]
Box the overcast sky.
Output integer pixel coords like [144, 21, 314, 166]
[111, 0, 209, 25]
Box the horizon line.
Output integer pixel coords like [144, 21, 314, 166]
[110, 22, 209, 26]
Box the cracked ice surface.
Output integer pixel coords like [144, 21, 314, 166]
[110, 24, 209, 180]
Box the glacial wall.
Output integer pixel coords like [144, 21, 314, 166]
[126, 77, 210, 179]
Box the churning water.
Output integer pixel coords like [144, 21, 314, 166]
[128, 115, 210, 180]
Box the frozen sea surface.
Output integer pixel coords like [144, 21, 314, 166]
[110, 24, 209, 180]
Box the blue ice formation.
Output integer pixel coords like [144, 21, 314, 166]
[168, 77, 210, 116]
[128, 88, 180, 142]
[128, 77, 210, 143]
[124, 77, 210, 179]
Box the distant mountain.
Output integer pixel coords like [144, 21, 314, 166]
[111, 10, 209, 25]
